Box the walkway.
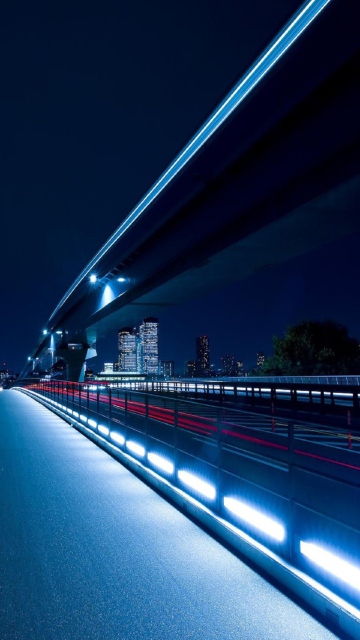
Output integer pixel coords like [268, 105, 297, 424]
[0, 390, 339, 639]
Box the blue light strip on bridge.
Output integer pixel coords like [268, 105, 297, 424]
[49, 0, 332, 323]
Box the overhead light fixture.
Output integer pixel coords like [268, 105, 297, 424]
[90, 274, 97, 283]
[43, 329, 48, 335]
[117, 277, 126, 282]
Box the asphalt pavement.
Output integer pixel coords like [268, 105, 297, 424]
[0, 390, 340, 639]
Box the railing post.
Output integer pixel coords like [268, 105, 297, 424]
[108, 387, 112, 431]
[353, 391, 359, 417]
[174, 398, 179, 483]
[288, 420, 295, 562]
[97, 386, 99, 418]
[145, 393, 149, 449]
[216, 407, 222, 515]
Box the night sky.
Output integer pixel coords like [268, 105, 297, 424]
[2, 0, 360, 375]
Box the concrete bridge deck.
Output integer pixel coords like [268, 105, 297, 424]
[1, 390, 339, 639]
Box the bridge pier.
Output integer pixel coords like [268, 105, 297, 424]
[55, 344, 96, 381]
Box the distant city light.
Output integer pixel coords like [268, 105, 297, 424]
[89, 274, 97, 283]
[224, 497, 285, 542]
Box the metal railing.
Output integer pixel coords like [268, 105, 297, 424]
[14, 378, 360, 608]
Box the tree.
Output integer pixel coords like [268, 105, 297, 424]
[259, 320, 360, 376]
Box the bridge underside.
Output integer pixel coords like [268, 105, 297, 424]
[86, 173, 360, 342]
[27, 0, 360, 379]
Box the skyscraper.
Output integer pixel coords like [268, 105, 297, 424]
[118, 327, 137, 371]
[159, 360, 174, 378]
[257, 351, 265, 368]
[221, 354, 235, 376]
[185, 360, 196, 378]
[196, 335, 210, 377]
[139, 317, 159, 375]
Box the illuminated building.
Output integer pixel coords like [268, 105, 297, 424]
[118, 327, 137, 372]
[257, 351, 265, 368]
[186, 361, 196, 377]
[196, 335, 210, 377]
[221, 354, 235, 376]
[139, 317, 159, 375]
[234, 360, 244, 376]
[103, 362, 114, 373]
[159, 360, 174, 378]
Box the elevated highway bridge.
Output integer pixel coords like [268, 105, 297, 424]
[21, 0, 360, 380]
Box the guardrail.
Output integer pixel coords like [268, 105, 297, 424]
[98, 377, 360, 420]
[14, 379, 360, 617]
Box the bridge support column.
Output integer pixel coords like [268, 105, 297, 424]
[55, 344, 96, 382]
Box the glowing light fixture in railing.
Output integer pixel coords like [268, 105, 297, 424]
[300, 541, 360, 590]
[126, 441, 145, 457]
[148, 453, 174, 475]
[80, 414, 87, 422]
[98, 425, 110, 436]
[73, 411, 79, 418]
[178, 470, 216, 500]
[224, 497, 285, 542]
[110, 431, 125, 446]
[88, 419, 97, 428]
